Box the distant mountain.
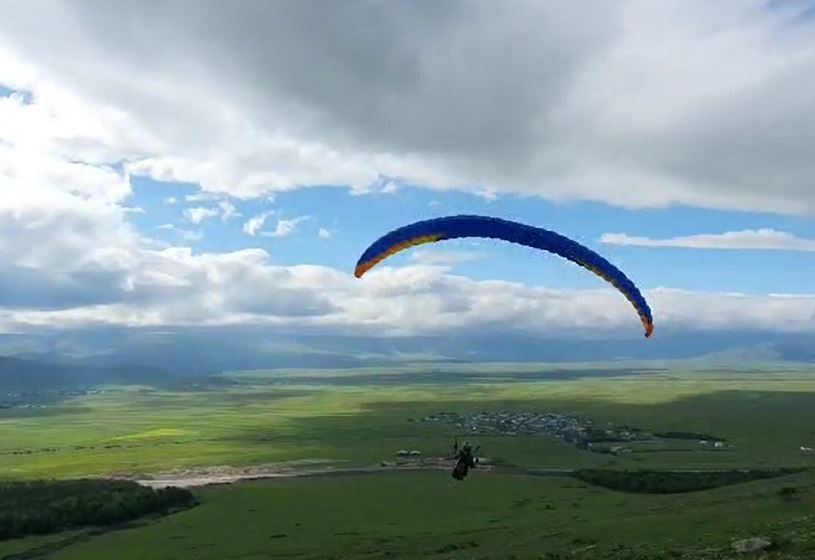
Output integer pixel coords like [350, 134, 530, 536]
[0, 355, 80, 392]
[0, 326, 811, 392]
[0, 354, 170, 393]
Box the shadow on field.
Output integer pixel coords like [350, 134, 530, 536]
[0, 405, 93, 420]
[227, 388, 815, 470]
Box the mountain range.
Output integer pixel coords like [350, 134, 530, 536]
[0, 327, 812, 392]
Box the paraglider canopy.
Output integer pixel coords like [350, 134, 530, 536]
[354, 214, 654, 337]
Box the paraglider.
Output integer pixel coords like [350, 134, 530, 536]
[353, 215, 654, 337]
[451, 442, 479, 481]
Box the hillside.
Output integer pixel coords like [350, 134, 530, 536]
[0, 356, 169, 393]
[0, 328, 812, 378]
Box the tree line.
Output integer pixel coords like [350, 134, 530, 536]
[0, 479, 195, 540]
[572, 468, 802, 494]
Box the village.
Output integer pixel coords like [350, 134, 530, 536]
[420, 410, 598, 441]
[0, 388, 104, 410]
[416, 410, 730, 455]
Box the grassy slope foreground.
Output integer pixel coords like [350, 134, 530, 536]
[0, 363, 814, 558]
[39, 471, 815, 560]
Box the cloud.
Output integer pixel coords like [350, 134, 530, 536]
[347, 175, 404, 197]
[243, 211, 307, 237]
[157, 223, 203, 243]
[381, 181, 399, 195]
[242, 211, 273, 236]
[3, 256, 815, 336]
[261, 216, 309, 238]
[409, 249, 486, 266]
[601, 229, 815, 251]
[477, 189, 499, 202]
[3, 2, 815, 342]
[318, 228, 333, 239]
[163, 196, 177, 205]
[217, 200, 240, 221]
[2, 1, 815, 214]
[183, 206, 219, 224]
[185, 191, 223, 203]
[183, 201, 239, 224]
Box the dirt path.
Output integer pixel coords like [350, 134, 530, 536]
[125, 461, 771, 490]
[125, 460, 573, 489]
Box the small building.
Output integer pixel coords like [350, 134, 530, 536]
[396, 450, 409, 457]
[409, 450, 421, 456]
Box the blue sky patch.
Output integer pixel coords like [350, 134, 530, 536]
[126, 176, 815, 294]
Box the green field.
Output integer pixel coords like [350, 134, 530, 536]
[7, 471, 806, 560]
[0, 362, 814, 558]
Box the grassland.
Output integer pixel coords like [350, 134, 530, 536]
[0, 362, 814, 558]
[10, 471, 815, 560]
[2, 363, 814, 478]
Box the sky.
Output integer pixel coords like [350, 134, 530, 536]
[1, 0, 815, 340]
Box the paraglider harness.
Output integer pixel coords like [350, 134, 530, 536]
[451, 443, 479, 481]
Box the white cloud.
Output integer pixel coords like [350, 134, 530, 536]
[261, 216, 309, 238]
[347, 176, 405, 197]
[242, 211, 273, 236]
[163, 196, 177, 205]
[186, 191, 223, 203]
[2, 1, 814, 214]
[217, 200, 240, 221]
[183, 231, 204, 243]
[3, 257, 815, 336]
[644, 288, 815, 334]
[476, 188, 499, 202]
[183, 206, 219, 224]
[380, 180, 399, 195]
[409, 249, 485, 266]
[157, 223, 203, 243]
[318, 228, 333, 239]
[601, 229, 815, 251]
[183, 201, 239, 224]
